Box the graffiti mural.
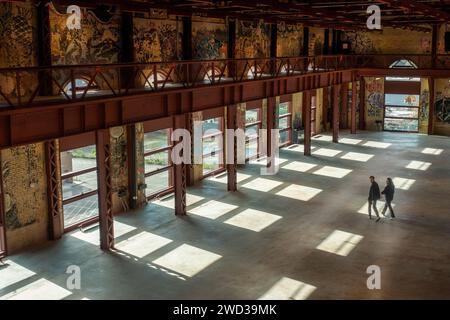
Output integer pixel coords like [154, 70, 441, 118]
[435, 94, 450, 124]
[420, 89, 430, 122]
[110, 126, 128, 213]
[341, 31, 378, 54]
[0, 2, 35, 67]
[235, 20, 270, 59]
[134, 17, 182, 62]
[308, 28, 324, 56]
[365, 78, 384, 119]
[277, 23, 303, 57]
[49, 3, 120, 65]
[1, 144, 47, 230]
[192, 19, 227, 60]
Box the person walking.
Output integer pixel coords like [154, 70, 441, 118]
[368, 176, 381, 222]
[381, 177, 396, 219]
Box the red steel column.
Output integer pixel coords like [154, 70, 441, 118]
[0, 157, 6, 258]
[266, 97, 277, 167]
[333, 84, 340, 143]
[359, 77, 366, 130]
[340, 84, 348, 129]
[96, 129, 114, 250]
[428, 77, 435, 135]
[227, 105, 237, 192]
[45, 139, 63, 240]
[303, 90, 312, 156]
[350, 81, 357, 134]
[174, 114, 187, 215]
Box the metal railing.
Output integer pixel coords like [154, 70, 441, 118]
[0, 54, 448, 108]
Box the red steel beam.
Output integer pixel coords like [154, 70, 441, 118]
[226, 105, 238, 192]
[428, 77, 435, 135]
[303, 90, 312, 156]
[332, 84, 340, 143]
[0, 69, 357, 151]
[97, 129, 114, 250]
[351, 81, 358, 134]
[173, 114, 187, 216]
[376, 0, 450, 21]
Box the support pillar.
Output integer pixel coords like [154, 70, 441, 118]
[322, 87, 329, 131]
[340, 83, 348, 129]
[303, 90, 312, 156]
[428, 77, 435, 135]
[127, 124, 138, 209]
[432, 25, 438, 69]
[359, 77, 366, 130]
[267, 97, 276, 166]
[0, 158, 6, 258]
[37, 1, 52, 96]
[333, 85, 340, 143]
[96, 129, 114, 250]
[174, 115, 187, 216]
[227, 105, 238, 192]
[45, 139, 63, 240]
[350, 81, 357, 134]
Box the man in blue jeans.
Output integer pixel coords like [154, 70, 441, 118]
[368, 176, 381, 222]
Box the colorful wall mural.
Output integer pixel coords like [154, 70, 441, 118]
[1, 144, 49, 253]
[0, 1, 37, 102]
[49, 3, 121, 65]
[342, 28, 431, 54]
[235, 20, 271, 59]
[277, 23, 303, 57]
[192, 18, 227, 60]
[364, 77, 384, 130]
[434, 79, 450, 133]
[133, 16, 182, 62]
[110, 126, 129, 214]
[308, 27, 324, 56]
[419, 78, 430, 133]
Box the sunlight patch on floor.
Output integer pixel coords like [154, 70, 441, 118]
[188, 200, 238, 219]
[242, 177, 284, 193]
[70, 221, 136, 246]
[276, 184, 322, 201]
[259, 277, 316, 300]
[313, 166, 352, 178]
[312, 148, 342, 157]
[0, 260, 36, 290]
[393, 177, 416, 190]
[115, 231, 173, 258]
[406, 160, 431, 171]
[224, 209, 282, 232]
[421, 148, 443, 155]
[0, 278, 72, 300]
[282, 161, 318, 173]
[152, 244, 222, 278]
[340, 152, 374, 162]
[316, 230, 363, 257]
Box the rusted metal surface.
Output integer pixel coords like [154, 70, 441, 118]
[351, 81, 357, 134]
[96, 129, 114, 250]
[45, 139, 63, 240]
[303, 90, 312, 156]
[333, 84, 340, 143]
[226, 105, 238, 192]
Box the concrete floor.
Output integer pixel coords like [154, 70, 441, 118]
[1, 130, 450, 300]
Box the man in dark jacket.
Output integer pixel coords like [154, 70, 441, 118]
[381, 177, 396, 219]
[368, 176, 381, 221]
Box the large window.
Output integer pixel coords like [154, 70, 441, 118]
[245, 107, 262, 161]
[278, 102, 292, 146]
[384, 93, 420, 132]
[202, 117, 225, 177]
[144, 128, 174, 198]
[61, 145, 98, 230]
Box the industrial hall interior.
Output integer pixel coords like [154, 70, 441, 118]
[0, 0, 450, 300]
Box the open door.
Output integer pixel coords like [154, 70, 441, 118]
[0, 172, 7, 258]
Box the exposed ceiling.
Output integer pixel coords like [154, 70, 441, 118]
[52, 0, 450, 32]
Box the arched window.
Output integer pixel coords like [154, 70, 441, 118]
[144, 70, 171, 88]
[247, 65, 262, 79]
[389, 59, 418, 69]
[204, 67, 222, 81]
[63, 77, 99, 95]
